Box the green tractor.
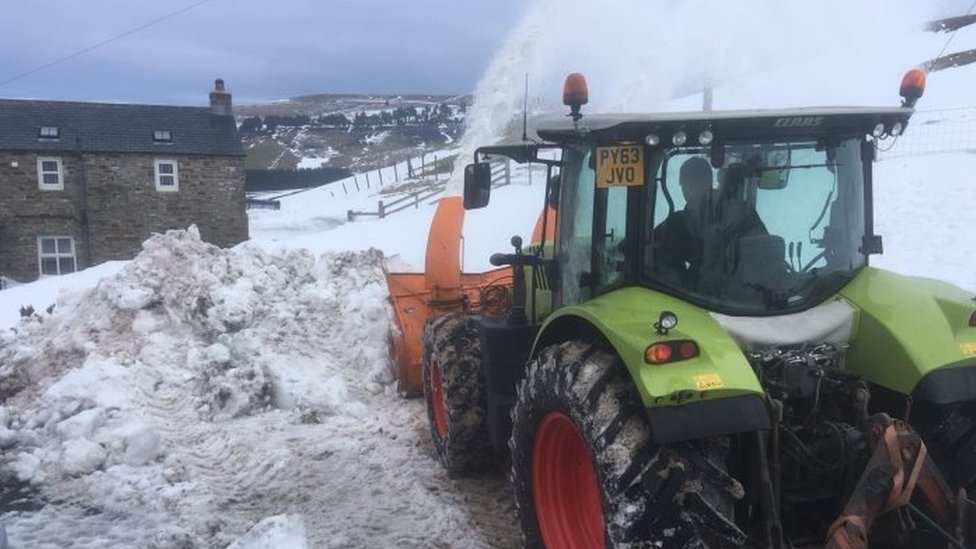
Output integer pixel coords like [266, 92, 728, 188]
[422, 69, 976, 547]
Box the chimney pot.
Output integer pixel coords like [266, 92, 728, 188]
[209, 78, 232, 116]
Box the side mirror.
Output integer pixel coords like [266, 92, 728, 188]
[463, 163, 492, 209]
[756, 149, 791, 190]
[546, 172, 561, 210]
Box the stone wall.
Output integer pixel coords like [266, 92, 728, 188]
[0, 151, 247, 282]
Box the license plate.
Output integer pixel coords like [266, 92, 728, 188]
[596, 145, 645, 188]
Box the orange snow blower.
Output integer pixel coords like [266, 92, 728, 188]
[385, 192, 555, 396]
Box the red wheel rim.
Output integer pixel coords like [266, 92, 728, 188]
[430, 357, 447, 437]
[532, 412, 605, 548]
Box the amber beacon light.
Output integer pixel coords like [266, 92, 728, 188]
[899, 68, 926, 108]
[563, 72, 588, 121]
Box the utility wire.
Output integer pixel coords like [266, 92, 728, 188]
[932, 0, 976, 68]
[0, 0, 219, 89]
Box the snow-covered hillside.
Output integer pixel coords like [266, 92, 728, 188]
[1, 2, 975, 547]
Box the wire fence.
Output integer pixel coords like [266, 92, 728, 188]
[879, 107, 976, 159]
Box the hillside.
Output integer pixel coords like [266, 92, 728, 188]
[236, 94, 469, 173]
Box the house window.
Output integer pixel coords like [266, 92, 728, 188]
[154, 159, 179, 191]
[39, 126, 60, 139]
[153, 130, 172, 143]
[36, 157, 63, 190]
[37, 236, 76, 276]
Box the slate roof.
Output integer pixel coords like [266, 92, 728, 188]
[0, 99, 245, 157]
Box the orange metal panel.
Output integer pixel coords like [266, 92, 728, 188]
[385, 267, 513, 396]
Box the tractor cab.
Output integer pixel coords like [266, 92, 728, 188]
[466, 97, 913, 320]
[546, 108, 910, 316]
[465, 75, 919, 321]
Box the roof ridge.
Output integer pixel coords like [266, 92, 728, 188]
[0, 98, 208, 110]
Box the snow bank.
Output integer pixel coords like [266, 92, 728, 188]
[0, 227, 395, 547]
[0, 261, 127, 332]
[227, 514, 308, 549]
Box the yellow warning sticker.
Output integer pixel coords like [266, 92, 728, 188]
[694, 374, 724, 391]
[596, 145, 645, 188]
[962, 343, 976, 357]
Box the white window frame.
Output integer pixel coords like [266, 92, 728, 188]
[153, 130, 172, 143]
[154, 159, 179, 192]
[39, 126, 60, 140]
[37, 236, 77, 276]
[37, 156, 64, 190]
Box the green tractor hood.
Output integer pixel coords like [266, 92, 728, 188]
[839, 267, 976, 403]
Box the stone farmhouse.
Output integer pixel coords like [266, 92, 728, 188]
[0, 80, 247, 283]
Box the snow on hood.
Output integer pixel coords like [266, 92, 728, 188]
[0, 227, 396, 547]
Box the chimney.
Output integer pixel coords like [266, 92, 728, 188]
[209, 78, 232, 116]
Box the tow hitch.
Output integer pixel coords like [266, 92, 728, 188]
[827, 417, 973, 549]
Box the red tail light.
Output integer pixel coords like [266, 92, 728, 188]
[644, 340, 699, 364]
[679, 341, 698, 359]
[645, 344, 673, 364]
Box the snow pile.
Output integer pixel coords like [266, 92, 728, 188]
[226, 515, 308, 549]
[0, 227, 396, 547]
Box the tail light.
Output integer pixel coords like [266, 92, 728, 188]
[645, 340, 699, 365]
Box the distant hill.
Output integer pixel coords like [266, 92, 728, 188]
[235, 94, 469, 173]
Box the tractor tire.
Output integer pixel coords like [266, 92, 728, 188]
[509, 340, 747, 548]
[422, 313, 494, 474]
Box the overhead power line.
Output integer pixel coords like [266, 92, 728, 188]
[932, 0, 976, 68]
[0, 0, 220, 89]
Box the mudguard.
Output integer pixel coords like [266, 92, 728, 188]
[531, 287, 769, 441]
[839, 267, 976, 402]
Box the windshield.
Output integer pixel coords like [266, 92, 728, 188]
[644, 138, 866, 313]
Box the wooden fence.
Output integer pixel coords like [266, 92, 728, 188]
[346, 159, 510, 221]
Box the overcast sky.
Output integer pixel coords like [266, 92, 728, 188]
[0, 0, 525, 105]
[1, 1, 972, 108]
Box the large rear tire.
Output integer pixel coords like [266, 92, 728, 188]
[509, 340, 747, 548]
[422, 313, 494, 474]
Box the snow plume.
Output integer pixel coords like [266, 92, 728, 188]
[0, 227, 394, 547]
[447, 0, 937, 194]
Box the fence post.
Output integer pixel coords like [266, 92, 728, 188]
[379, 200, 385, 219]
[414, 192, 419, 209]
[421, 153, 426, 177]
[365, 172, 370, 188]
[407, 158, 414, 178]
[342, 182, 347, 194]
[505, 159, 511, 186]
[347, 210, 354, 221]
[393, 162, 399, 182]
[378, 168, 384, 186]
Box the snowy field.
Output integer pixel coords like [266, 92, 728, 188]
[1, 2, 976, 548]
